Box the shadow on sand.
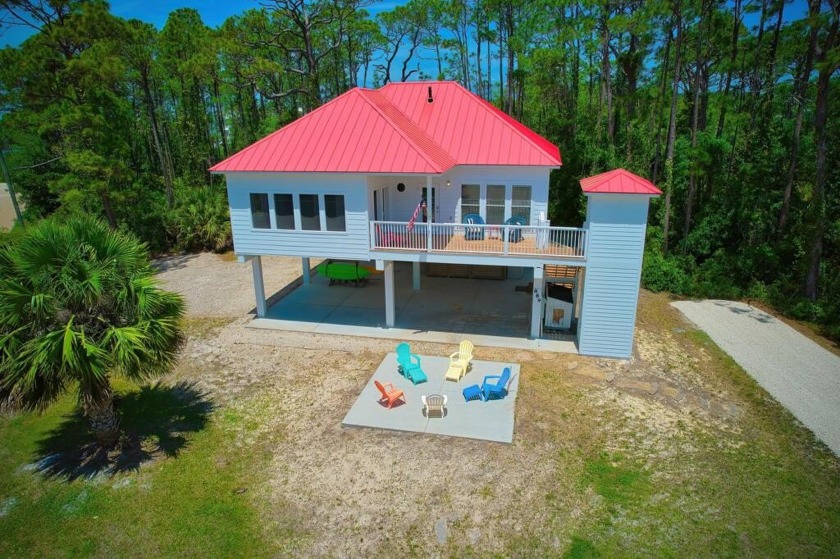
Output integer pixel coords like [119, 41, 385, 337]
[32, 381, 215, 481]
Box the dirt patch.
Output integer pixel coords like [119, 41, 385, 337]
[155, 257, 834, 556]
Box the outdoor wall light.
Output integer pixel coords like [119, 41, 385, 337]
[446, 179, 451, 188]
[397, 182, 406, 192]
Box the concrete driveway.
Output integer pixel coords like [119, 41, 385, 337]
[672, 300, 840, 456]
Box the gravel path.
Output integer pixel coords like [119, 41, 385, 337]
[672, 299, 840, 455]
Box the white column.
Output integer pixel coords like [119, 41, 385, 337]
[530, 265, 544, 338]
[412, 261, 421, 290]
[384, 260, 395, 327]
[301, 257, 311, 284]
[251, 256, 267, 318]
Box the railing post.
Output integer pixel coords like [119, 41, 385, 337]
[370, 221, 376, 250]
[503, 225, 509, 254]
[427, 221, 432, 252]
[583, 228, 590, 259]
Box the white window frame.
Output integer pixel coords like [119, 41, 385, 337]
[324, 193, 347, 232]
[250, 191, 349, 233]
[457, 183, 534, 224]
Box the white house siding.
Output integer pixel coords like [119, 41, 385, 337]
[226, 172, 371, 260]
[578, 194, 651, 359]
[447, 166, 550, 225]
[367, 176, 437, 222]
[366, 166, 551, 226]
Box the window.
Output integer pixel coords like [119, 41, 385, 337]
[512, 185, 532, 225]
[250, 193, 270, 229]
[461, 184, 480, 218]
[325, 195, 346, 231]
[274, 194, 295, 230]
[299, 194, 321, 231]
[486, 184, 505, 225]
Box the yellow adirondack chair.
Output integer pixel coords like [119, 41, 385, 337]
[445, 340, 474, 381]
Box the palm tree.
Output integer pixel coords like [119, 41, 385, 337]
[0, 217, 185, 446]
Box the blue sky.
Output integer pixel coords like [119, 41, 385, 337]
[0, 0, 402, 47]
[1, 0, 812, 48]
[0, 0, 812, 85]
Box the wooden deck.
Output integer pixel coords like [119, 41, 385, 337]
[372, 233, 582, 258]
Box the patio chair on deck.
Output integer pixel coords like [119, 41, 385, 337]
[421, 394, 447, 418]
[396, 343, 427, 385]
[481, 367, 511, 400]
[374, 380, 406, 408]
[445, 340, 474, 381]
[462, 213, 485, 241]
[504, 215, 526, 243]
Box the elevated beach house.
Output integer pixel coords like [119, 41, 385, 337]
[210, 81, 660, 359]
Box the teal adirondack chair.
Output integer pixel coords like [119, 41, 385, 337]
[504, 215, 527, 243]
[396, 343, 427, 385]
[463, 213, 485, 240]
[481, 367, 511, 400]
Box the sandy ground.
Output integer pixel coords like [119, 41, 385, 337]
[154, 253, 321, 317]
[1, 184, 19, 230]
[672, 299, 840, 456]
[153, 254, 796, 555]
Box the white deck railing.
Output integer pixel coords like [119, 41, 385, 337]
[369, 220, 587, 259]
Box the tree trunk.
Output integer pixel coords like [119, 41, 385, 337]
[140, 70, 174, 207]
[778, 7, 817, 232]
[499, 19, 505, 103]
[804, 4, 838, 299]
[572, 2, 581, 135]
[486, 34, 492, 98]
[684, 1, 706, 239]
[764, 0, 785, 107]
[84, 389, 119, 447]
[476, 11, 483, 95]
[601, 13, 614, 143]
[101, 191, 117, 229]
[506, 2, 515, 113]
[747, 0, 768, 131]
[212, 74, 229, 159]
[663, 0, 683, 255]
[651, 29, 672, 184]
[715, 0, 740, 138]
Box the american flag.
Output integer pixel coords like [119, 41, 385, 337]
[406, 197, 427, 232]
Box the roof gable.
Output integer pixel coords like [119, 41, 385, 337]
[579, 169, 662, 195]
[210, 81, 562, 174]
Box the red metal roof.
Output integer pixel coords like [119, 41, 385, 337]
[210, 81, 561, 174]
[579, 169, 662, 195]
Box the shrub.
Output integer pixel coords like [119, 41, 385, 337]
[166, 185, 232, 252]
[641, 249, 692, 295]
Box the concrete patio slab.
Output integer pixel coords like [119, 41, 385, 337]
[341, 352, 520, 443]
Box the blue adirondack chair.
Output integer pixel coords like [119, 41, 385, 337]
[504, 215, 526, 243]
[396, 343, 427, 385]
[462, 213, 485, 240]
[481, 367, 511, 400]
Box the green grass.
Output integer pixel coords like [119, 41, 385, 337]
[582, 453, 649, 508]
[0, 381, 278, 558]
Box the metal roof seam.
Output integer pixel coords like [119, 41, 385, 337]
[316, 92, 366, 170]
[355, 89, 453, 173]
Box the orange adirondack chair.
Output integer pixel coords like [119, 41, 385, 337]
[374, 380, 406, 408]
